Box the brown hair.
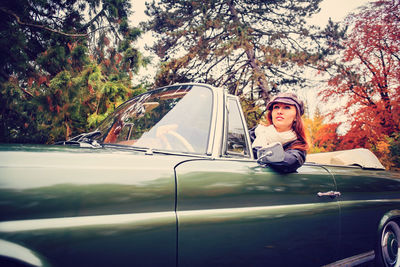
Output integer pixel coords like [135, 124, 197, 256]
[266, 109, 309, 152]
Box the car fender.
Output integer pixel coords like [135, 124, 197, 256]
[0, 239, 50, 267]
[377, 209, 400, 233]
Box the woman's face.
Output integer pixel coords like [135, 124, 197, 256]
[271, 103, 297, 132]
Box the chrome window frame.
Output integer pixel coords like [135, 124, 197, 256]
[222, 95, 254, 160]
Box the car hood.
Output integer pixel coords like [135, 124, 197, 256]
[0, 143, 195, 170]
[0, 143, 200, 221]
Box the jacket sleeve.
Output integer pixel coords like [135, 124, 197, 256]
[267, 149, 306, 173]
[250, 126, 306, 173]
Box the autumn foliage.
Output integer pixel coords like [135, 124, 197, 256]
[304, 110, 341, 153]
[317, 0, 400, 169]
[0, 0, 399, 169]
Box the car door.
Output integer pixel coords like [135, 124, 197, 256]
[174, 96, 341, 266]
[0, 152, 178, 267]
[175, 160, 340, 266]
[325, 166, 400, 262]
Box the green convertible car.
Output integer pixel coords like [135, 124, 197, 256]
[0, 83, 399, 267]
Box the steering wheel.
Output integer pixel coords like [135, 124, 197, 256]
[156, 124, 195, 153]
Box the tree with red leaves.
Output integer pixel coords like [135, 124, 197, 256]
[320, 0, 400, 167]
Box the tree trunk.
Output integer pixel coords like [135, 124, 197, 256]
[227, 1, 271, 102]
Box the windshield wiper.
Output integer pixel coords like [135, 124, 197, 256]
[55, 131, 102, 148]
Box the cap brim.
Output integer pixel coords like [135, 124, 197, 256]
[267, 98, 298, 110]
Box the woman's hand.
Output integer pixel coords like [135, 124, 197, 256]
[257, 142, 285, 164]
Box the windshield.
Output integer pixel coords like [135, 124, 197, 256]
[95, 84, 213, 154]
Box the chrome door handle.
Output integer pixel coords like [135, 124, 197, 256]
[317, 191, 341, 198]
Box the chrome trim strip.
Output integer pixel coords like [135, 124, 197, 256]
[0, 202, 342, 233]
[0, 211, 176, 232]
[323, 251, 375, 267]
[210, 86, 225, 157]
[232, 95, 254, 160]
[177, 202, 340, 222]
[206, 85, 219, 156]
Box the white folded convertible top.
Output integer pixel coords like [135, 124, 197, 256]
[306, 148, 385, 169]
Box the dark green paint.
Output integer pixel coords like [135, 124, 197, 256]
[324, 166, 400, 261]
[175, 159, 340, 266]
[0, 144, 180, 267]
[0, 148, 400, 266]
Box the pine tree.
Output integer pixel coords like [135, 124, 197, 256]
[145, 0, 323, 101]
[0, 0, 147, 143]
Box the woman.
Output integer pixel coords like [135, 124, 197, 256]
[250, 92, 308, 173]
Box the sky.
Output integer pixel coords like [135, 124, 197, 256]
[307, 0, 372, 27]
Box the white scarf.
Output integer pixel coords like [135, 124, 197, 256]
[252, 124, 297, 148]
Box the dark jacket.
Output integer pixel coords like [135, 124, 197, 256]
[249, 126, 306, 173]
